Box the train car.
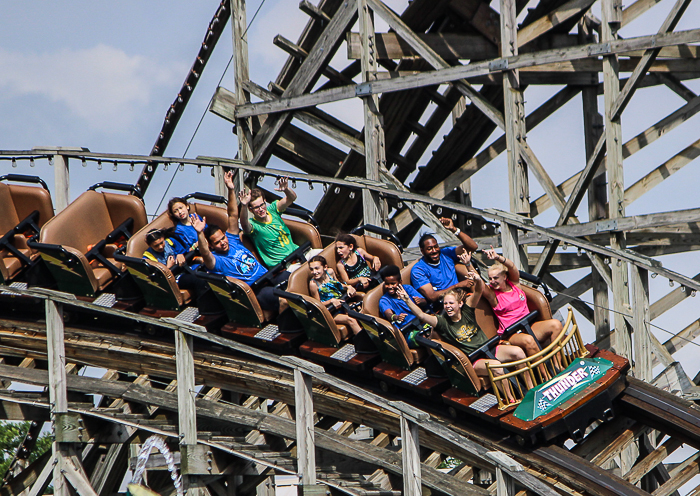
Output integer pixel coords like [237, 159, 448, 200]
[0, 182, 630, 447]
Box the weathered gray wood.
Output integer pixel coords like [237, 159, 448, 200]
[53, 155, 70, 213]
[61, 455, 98, 496]
[358, 0, 386, 228]
[610, 0, 692, 120]
[248, 0, 357, 167]
[631, 266, 652, 382]
[532, 94, 700, 217]
[399, 414, 421, 496]
[231, 0, 253, 163]
[294, 368, 316, 487]
[46, 300, 69, 496]
[176, 330, 197, 446]
[233, 28, 700, 117]
[602, 0, 632, 364]
[299, 1, 331, 23]
[27, 451, 54, 496]
[517, 0, 597, 47]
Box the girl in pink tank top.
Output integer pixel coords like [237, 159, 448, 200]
[492, 279, 530, 334]
[482, 246, 564, 373]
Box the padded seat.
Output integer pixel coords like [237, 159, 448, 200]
[0, 181, 54, 283]
[34, 190, 147, 297]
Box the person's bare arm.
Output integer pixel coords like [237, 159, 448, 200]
[238, 188, 252, 234]
[309, 280, 321, 301]
[418, 279, 473, 303]
[465, 274, 484, 308]
[398, 286, 438, 327]
[440, 217, 478, 252]
[275, 177, 297, 212]
[192, 215, 216, 270]
[223, 171, 240, 235]
[485, 245, 520, 284]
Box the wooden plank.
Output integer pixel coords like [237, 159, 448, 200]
[347, 32, 498, 60]
[610, 0, 692, 120]
[274, 34, 353, 85]
[231, 0, 253, 163]
[517, 0, 597, 48]
[62, 455, 98, 496]
[299, 1, 331, 23]
[359, 0, 387, 227]
[550, 274, 592, 313]
[233, 28, 700, 118]
[631, 267, 652, 382]
[400, 415, 421, 496]
[175, 330, 198, 446]
[294, 369, 316, 486]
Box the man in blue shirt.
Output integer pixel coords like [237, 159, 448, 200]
[411, 217, 478, 305]
[379, 265, 427, 348]
[193, 171, 288, 320]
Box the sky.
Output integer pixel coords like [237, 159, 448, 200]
[2, 0, 700, 479]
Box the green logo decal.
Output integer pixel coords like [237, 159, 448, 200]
[514, 357, 613, 421]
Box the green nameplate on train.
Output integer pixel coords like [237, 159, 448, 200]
[514, 357, 613, 421]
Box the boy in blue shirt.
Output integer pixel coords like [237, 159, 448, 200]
[379, 265, 428, 348]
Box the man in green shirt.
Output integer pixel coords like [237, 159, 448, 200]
[239, 176, 299, 268]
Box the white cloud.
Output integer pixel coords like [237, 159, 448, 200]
[0, 44, 186, 132]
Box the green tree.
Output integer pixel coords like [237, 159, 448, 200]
[0, 421, 53, 481]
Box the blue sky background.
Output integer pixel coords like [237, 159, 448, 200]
[2, 1, 700, 391]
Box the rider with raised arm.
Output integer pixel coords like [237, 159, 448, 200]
[192, 170, 288, 320]
[397, 269, 526, 401]
[410, 217, 479, 306]
[482, 246, 563, 361]
[238, 176, 299, 268]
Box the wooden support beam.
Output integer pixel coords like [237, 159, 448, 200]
[550, 274, 592, 313]
[517, 0, 597, 48]
[293, 368, 317, 489]
[46, 299, 69, 496]
[625, 437, 683, 485]
[231, 0, 253, 164]
[393, 403, 424, 496]
[233, 28, 700, 118]
[631, 267, 652, 382]
[580, 20, 611, 341]
[610, 0, 692, 120]
[358, 0, 387, 228]
[53, 155, 70, 213]
[605, 0, 631, 367]
[175, 330, 204, 496]
[273, 35, 354, 86]
[299, 0, 331, 23]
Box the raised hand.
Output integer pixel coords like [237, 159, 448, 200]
[457, 250, 472, 266]
[396, 285, 409, 301]
[224, 170, 236, 190]
[484, 245, 500, 260]
[238, 188, 251, 206]
[191, 214, 206, 233]
[275, 176, 289, 192]
[439, 217, 456, 231]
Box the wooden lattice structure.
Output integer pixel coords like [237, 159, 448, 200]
[2, 0, 700, 495]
